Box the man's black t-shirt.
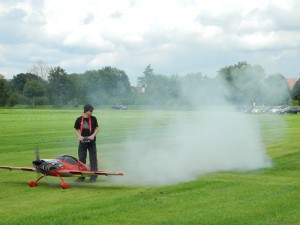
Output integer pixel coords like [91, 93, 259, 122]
[74, 116, 98, 141]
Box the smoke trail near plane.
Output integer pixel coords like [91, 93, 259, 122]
[105, 75, 284, 186]
[108, 105, 271, 186]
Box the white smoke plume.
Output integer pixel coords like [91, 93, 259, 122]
[110, 105, 272, 186]
[104, 74, 279, 186]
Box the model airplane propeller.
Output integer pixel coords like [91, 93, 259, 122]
[0, 151, 124, 189]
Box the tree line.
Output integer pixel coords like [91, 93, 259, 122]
[0, 61, 300, 108]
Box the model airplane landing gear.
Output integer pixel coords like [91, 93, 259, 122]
[57, 174, 70, 189]
[28, 174, 70, 189]
[28, 180, 38, 187]
[61, 182, 70, 189]
[28, 175, 45, 187]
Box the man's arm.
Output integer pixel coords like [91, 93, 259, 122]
[74, 128, 84, 141]
[89, 127, 99, 141]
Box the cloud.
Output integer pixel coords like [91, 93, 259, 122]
[81, 12, 94, 25]
[1, 0, 300, 83]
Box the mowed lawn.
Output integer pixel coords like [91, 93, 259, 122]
[0, 108, 299, 225]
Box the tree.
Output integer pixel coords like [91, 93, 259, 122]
[137, 64, 154, 87]
[0, 75, 10, 106]
[23, 80, 45, 107]
[99, 67, 131, 98]
[179, 72, 221, 106]
[82, 67, 131, 105]
[262, 73, 290, 105]
[180, 72, 204, 105]
[47, 67, 70, 105]
[137, 65, 182, 106]
[291, 79, 300, 104]
[217, 61, 266, 105]
[10, 73, 42, 93]
[68, 73, 86, 106]
[30, 60, 50, 80]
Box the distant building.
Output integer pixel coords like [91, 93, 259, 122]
[286, 78, 298, 89]
[132, 86, 145, 94]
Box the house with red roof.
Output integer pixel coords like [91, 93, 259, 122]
[286, 78, 298, 89]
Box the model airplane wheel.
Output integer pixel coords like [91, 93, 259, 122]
[28, 180, 38, 187]
[61, 183, 70, 189]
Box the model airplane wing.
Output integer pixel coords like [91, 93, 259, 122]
[57, 170, 124, 177]
[0, 166, 36, 172]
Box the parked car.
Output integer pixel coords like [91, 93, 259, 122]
[269, 106, 287, 114]
[279, 107, 300, 114]
[251, 106, 271, 114]
[112, 105, 127, 110]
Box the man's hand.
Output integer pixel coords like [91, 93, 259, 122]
[88, 135, 95, 141]
[78, 136, 84, 142]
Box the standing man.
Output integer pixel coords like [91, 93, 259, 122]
[74, 104, 99, 182]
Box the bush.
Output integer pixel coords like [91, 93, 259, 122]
[35, 96, 49, 105]
[7, 93, 19, 107]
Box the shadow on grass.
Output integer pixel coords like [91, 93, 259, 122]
[0, 179, 134, 191]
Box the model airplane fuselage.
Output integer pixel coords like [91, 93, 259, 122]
[0, 154, 124, 189]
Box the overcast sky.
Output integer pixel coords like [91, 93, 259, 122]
[1, 0, 300, 85]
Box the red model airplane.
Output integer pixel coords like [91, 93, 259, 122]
[0, 153, 124, 189]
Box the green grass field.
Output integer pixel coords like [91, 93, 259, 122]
[0, 108, 299, 225]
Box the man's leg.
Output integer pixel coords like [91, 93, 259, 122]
[76, 142, 87, 182]
[78, 142, 87, 164]
[88, 141, 98, 182]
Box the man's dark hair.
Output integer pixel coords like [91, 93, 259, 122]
[84, 104, 94, 113]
